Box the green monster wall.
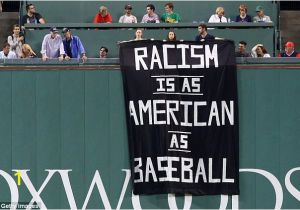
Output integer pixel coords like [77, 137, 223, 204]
[0, 60, 300, 209]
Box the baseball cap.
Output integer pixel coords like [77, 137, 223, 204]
[285, 41, 295, 47]
[256, 6, 263, 12]
[62, 27, 70, 34]
[50, 27, 59, 33]
[125, 4, 132, 9]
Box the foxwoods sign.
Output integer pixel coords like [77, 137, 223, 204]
[0, 167, 299, 209]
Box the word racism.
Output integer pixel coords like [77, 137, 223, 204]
[120, 40, 239, 195]
[134, 43, 218, 70]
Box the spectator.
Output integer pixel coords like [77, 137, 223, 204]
[195, 23, 215, 41]
[21, 3, 46, 27]
[134, 29, 144, 40]
[119, 4, 137, 23]
[167, 31, 177, 41]
[253, 6, 272, 22]
[235, 4, 252, 22]
[161, 2, 181, 23]
[99, 46, 108, 59]
[41, 27, 65, 61]
[208, 7, 228, 23]
[141, 4, 160, 23]
[62, 28, 87, 61]
[20, 44, 37, 58]
[0, 42, 17, 59]
[235, 41, 251, 57]
[278, 41, 300, 57]
[7, 24, 24, 58]
[93, 6, 112, 23]
[251, 44, 271, 57]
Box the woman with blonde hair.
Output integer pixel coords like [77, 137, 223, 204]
[208, 7, 228, 23]
[21, 44, 37, 58]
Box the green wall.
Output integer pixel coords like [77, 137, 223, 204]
[0, 62, 300, 209]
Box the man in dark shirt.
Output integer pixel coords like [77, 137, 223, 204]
[278, 41, 300, 57]
[235, 41, 251, 57]
[21, 3, 46, 26]
[195, 23, 215, 42]
[62, 28, 87, 61]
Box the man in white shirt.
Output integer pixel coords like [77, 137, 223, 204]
[41, 27, 65, 61]
[141, 4, 160, 23]
[0, 42, 17, 59]
[119, 4, 137, 23]
[253, 6, 272, 22]
[208, 7, 228, 23]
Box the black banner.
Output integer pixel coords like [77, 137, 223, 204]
[120, 40, 239, 195]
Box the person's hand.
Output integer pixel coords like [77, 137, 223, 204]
[81, 55, 87, 62]
[58, 55, 64, 61]
[65, 56, 70, 61]
[18, 36, 24, 42]
[42, 55, 48, 61]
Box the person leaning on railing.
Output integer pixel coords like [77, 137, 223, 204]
[40, 27, 65, 61]
[62, 28, 87, 61]
[20, 44, 37, 59]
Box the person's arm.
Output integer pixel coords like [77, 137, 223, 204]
[208, 15, 215, 23]
[93, 14, 99, 23]
[155, 14, 160, 23]
[107, 13, 112, 23]
[176, 13, 181, 23]
[251, 44, 261, 57]
[58, 41, 65, 61]
[11, 52, 17, 59]
[266, 16, 272, 22]
[253, 16, 258, 23]
[76, 37, 87, 60]
[35, 13, 46, 24]
[248, 15, 252, 22]
[161, 13, 165, 22]
[118, 15, 123, 23]
[41, 35, 48, 61]
[7, 36, 18, 49]
[39, 17, 46, 24]
[141, 15, 145, 23]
